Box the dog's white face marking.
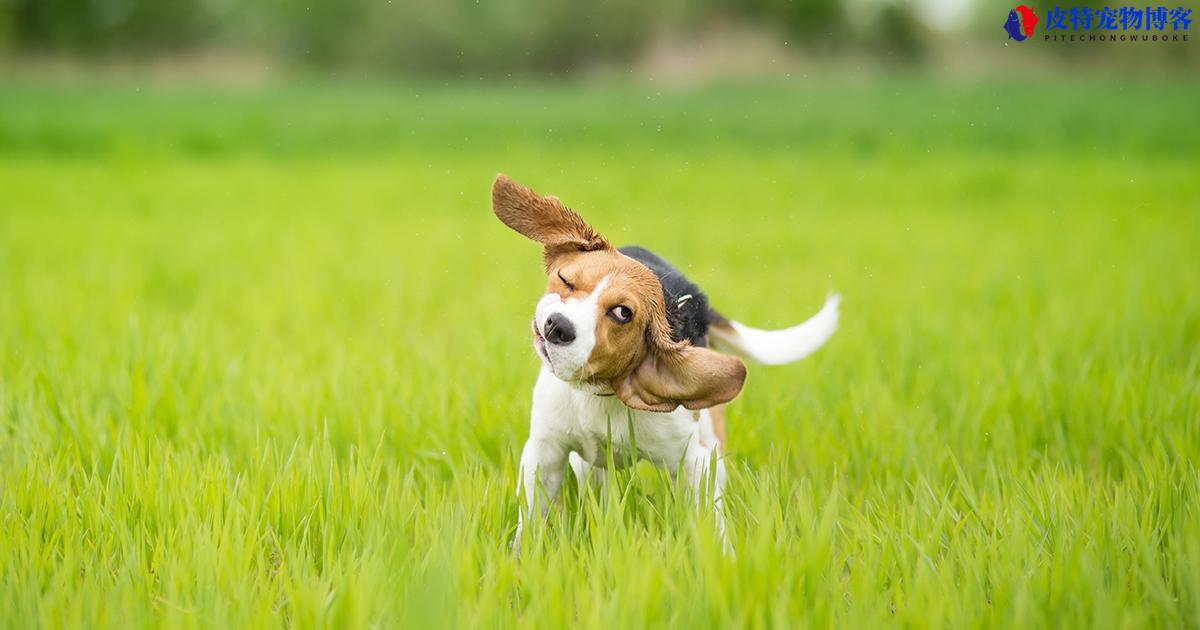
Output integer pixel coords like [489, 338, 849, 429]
[532, 275, 611, 382]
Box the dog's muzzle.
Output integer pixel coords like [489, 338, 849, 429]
[543, 312, 576, 345]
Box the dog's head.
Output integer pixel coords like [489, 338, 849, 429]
[492, 174, 746, 412]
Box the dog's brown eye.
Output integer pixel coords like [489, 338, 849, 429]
[607, 305, 633, 324]
[557, 271, 575, 291]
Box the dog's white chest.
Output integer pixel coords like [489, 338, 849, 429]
[529, 367, 699, 469]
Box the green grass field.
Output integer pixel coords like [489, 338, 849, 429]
[1, 75, 1198, 628]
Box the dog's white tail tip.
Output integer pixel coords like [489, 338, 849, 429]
[709, 294, 841, 366]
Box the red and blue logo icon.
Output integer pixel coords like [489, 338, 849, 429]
[1005, 5, 1040, 40]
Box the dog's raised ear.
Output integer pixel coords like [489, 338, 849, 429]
[492, 174, 611, 268]
[612, 317, 747, 413]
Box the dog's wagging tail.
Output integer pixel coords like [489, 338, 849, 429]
[493, 173, 840, 552]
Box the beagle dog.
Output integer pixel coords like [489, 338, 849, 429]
[493, 175, 840, 549]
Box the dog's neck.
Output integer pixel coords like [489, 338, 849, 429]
[560, 374, 616, 397]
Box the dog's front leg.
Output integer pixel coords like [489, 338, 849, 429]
[684, 438, 731, 555]
[568, 451, 608, 494]
[512, 437, 567, 553]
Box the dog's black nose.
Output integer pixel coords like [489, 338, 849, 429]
[543, 313, 576, 345]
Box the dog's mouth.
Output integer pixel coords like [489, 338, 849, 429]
[532, 319, 550, 363]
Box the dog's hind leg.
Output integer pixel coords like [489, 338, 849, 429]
[710, 405, 727, 450]
[697, 407, 727, 453]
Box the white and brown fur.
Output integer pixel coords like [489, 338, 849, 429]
[494, 175, 840, 551]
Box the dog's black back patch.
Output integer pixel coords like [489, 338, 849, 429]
[619, 245, 720, 348]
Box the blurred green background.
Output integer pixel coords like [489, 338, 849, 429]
[3, 0, 1198, 71]
[2, 1, 1199, 628]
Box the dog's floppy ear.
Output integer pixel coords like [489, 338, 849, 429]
[492, 174, 611, 268]
[612, 317, 747, 413]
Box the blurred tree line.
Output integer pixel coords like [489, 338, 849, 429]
[0, 0, 932, 72]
